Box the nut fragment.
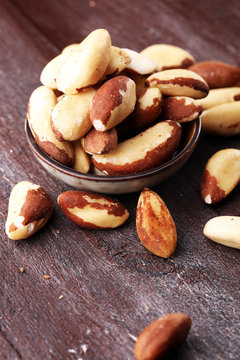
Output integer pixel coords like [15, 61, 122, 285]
[134, 313, 192, 360]
[82, 127, 118, 155]
[5, 181, 53, 240]
[122, 48, 157, 74]
[73, 140, 91, 173]
[27, 86, 74, 165]
[141, 44, 195, 70]
[146, 69, 209, 99]
[162, 96, 202, 123]
[90, 75, 136, 131]
[103, 46, 131, 77]
[201, 148, 240, 204]
[92, 120, 182, 175]
[58, 191, 129, 229]
[198, 87, 240, 110]
[203, 216, 240, 249]
[117, 87, 162, 139]
[136, 188, 177, 257]
[56, 29, 111, 93]
[51, 88, 96, 141]
[188, 61, 240, 89]
[200, 102, 240, 136]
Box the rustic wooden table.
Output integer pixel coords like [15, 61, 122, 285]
[0, 0, 239, 359]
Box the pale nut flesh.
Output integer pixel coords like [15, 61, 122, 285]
[198, 87, 240, 110]
[136, 188, 177, 258]
[27, 86, 74, 165]
[162, 96, 202, 122]
[141, 44, 195, 70]
[90, 75, 136, 131]
[103, 46, 131, 77]
[92, 120, 182, 176]
[203, 216, 240, 249]
[201, 148, 240, 204]
[58, 191, 129, 229]
[134, 313, 192, 360]
[200, 101, 240, 136]
[5, 181, 53, 240]
[56, 29, 111, 94]
[73, 140, 91, 173]
[122, 48, 158, 75]
[51, 88, 96, 141]
[146, 69, 209, 99]
[40, 53, 68, 89]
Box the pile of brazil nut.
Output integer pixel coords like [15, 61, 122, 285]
[5, 28, 240, 360]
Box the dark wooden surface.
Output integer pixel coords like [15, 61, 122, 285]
[0, 1, 239, 359]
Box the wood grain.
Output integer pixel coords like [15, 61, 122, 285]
[1, 0, 240, 359]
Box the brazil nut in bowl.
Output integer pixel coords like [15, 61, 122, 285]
[25, 118, 201, 194]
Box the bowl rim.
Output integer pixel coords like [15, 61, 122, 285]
[25, 118, 201, 183]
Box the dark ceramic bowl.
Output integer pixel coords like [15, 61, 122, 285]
[25, 119, 201, 194]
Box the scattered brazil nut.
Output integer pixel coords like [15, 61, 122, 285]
[141, 44, 195, 70]
[200, 101, 240, 136]
[82, 127, 118, 155]
[56, 29, 111, 94]
[203, 216, 240, 249]
[162, 96, 202, 123]
[146, 69, 209, 99]
[201, 148, 240, 204]
[90, 75, 136, 131]
[27, 86, 74, 165]
[92, 120, 182, 175]
[117, 87, 162, 140]
[198, 87, 240, 110]
[5, 181, 53, 240]
[134, 313, 192, 360]
[51, 88, 96, 141]
[188, 60, 240, 89]
[58, 191, 129, 229]
[136, 188, 177, 258]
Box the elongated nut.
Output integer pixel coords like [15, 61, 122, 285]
[117, 87, 162, 140]
[27, 86, 74, 165]
[73, 140, 91, 173]
[82, 127, 118, 155]
[58, 191, 129, 229]
[90, 76, 136, 131]
[92, 120, 182, 175]
[56, 29, 111, 94]
[51, 88, 96, 141]
[5, 181, 53, 240]
[141, 44, 195, 70]
[122, 48, 157, 74]
[162, 96, 202, 123]
[188, 61, 240, 89]
[203, 216, 240, 249]
[40, 53, 68, 89]
[134, 313, 192, 360]
[136, 188, 177, 257]
[103, 46, 131, 77]
[198, 87, 240, 110]
[146, 69, 209, 99]
[200, 102, 240, 136]
[201, 148, 240, 204]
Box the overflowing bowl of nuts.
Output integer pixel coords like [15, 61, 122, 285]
[26, 28, 204, 194]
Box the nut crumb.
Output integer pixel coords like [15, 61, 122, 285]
[59, 294, 64, 299]
[43, 275, 51, 279]
[51, 255, 55, 258]
[89, 0, 96, 7]
[19, 267, 25, 273]
[56, 230, 60, 234]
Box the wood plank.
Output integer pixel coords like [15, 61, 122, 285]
[0, 0, 240, 359]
